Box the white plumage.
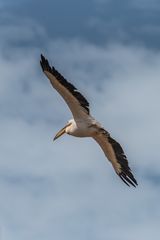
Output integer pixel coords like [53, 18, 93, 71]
[40, 54, 138, 187]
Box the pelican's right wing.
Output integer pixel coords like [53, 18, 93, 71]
[40, 55, 90, 120]
[93, 129, 138, 187]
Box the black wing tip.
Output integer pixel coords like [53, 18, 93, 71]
[40, 53, 44, 60]
[107, 136, 138, 188]
[119, 172, 138, 188]
[40, 54, 45, 72]
[40, 54, 47, 62]
[40, 54, 90, 114]
[40, 54, 51, 72]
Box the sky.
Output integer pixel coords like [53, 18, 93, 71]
[0, 0, 160, 239]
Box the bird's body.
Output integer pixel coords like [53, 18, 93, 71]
[40, 54, 138, 187]
[66, 118, 100, 137]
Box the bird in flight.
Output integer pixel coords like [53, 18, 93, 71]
[40, 54, 138, 187]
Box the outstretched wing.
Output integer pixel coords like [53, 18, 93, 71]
[40, 54, 90, 120]
[93, 129, 138, 187]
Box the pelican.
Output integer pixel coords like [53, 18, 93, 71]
[40, 54, 138, 187]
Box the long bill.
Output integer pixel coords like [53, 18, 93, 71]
[53, 123, 71, 141]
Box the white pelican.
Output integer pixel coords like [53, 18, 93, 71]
[40, 54, 138, 187]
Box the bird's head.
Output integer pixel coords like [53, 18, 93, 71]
[53, 121, 72, 141]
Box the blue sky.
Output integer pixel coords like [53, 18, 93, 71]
[0, 0, 160, 239]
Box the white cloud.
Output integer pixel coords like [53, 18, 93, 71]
[0, 19, 160, 239]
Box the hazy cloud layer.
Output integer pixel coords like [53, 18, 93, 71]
[0, 2, 160, 240]
[1, 21, 160, 239]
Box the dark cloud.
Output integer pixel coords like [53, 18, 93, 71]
[1, 0, 160, 48]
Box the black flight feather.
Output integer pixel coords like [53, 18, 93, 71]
[108, 136, 138, 187]
[40, 54, 90, 114]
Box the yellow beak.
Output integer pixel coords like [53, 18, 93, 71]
[53, 123, 71, 141]
[53, 126, 66, 141]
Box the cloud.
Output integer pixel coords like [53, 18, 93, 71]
[1, 0, 160, 49]
[0, 14, 160, 239]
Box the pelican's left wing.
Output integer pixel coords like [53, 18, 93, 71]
[40, 54, 90, 120]
[93, 129, 138, 187]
